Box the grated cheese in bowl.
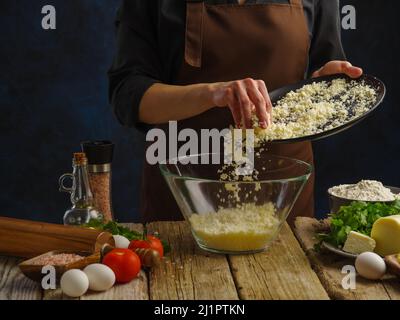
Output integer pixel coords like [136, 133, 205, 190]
[161, 154, 312, 254]
[189, 203, 280, 252]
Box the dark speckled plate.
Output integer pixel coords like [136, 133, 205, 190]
[268, 74, 386, 144]
[321, 241, 358, 259]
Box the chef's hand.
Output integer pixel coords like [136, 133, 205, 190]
[209, 78, 272, 129]
[312, 61, 363, 79]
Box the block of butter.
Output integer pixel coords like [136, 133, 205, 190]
[343, 231, 376, 255]
[371, 215, 400, 256]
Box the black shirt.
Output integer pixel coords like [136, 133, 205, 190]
[108, 0, 346, 128]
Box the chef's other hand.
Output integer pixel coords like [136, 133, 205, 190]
[209, 78, 272, 129]
[312, 60, 363, 79]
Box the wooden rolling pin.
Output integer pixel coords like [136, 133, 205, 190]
[0, 217, 114, 258]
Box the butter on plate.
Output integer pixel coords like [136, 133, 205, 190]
[343, 231, 376, 255]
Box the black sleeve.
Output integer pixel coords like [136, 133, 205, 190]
[308, 0, 346, 76]
[108, 0, 162, 128]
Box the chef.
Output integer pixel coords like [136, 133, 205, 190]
[108, 0, 363, 225]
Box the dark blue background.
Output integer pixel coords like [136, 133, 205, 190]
[0, 0, 399, 224]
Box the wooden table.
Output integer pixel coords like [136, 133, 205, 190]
[1, 219, 399, 300]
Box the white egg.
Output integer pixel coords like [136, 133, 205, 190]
[113, 235, 130, 249]
[60, 269, 89, 298]
[355, 252, 386, 280]
[83, 264, 116, 292]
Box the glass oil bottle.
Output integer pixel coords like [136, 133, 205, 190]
[59, 153, 103, 225]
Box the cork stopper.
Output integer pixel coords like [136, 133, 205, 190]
[73, 153, 88, 165]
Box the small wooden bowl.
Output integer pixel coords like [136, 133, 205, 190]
[19, 250, 102, 282]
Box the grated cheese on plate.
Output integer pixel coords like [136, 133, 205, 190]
[254, 78, 377, 142]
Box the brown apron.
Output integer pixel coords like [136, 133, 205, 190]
[140, 0, 314, 227]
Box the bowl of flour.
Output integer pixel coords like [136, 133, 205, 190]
[328, 180, 400, 213]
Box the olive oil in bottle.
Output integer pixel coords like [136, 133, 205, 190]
[59, 153, 103, 226]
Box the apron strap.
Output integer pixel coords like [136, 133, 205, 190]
[185, 0, 205, 68]
[289, 0, 303, 6]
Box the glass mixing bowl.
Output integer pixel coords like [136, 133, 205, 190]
[160, 154, 312, 254]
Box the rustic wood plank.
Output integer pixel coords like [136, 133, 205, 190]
[42, 288, 75, 300]
[0, 257, 42, 300]
[381, 277, 400, 300]
[229, 223, 329, 300]
[147, 221, 239, 300]
[82, 270, 149, 300]
[44, 223, 149, 300]
[294, 217, 393, 300]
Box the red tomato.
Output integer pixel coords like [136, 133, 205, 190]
[129, 235, 164, 258]
[147, 235, 164, 258]
[102, 248, 141, 283]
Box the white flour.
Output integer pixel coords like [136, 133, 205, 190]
[329, 180, 400, 202]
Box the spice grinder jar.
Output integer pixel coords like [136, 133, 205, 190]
[81, 141, 115, 222]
